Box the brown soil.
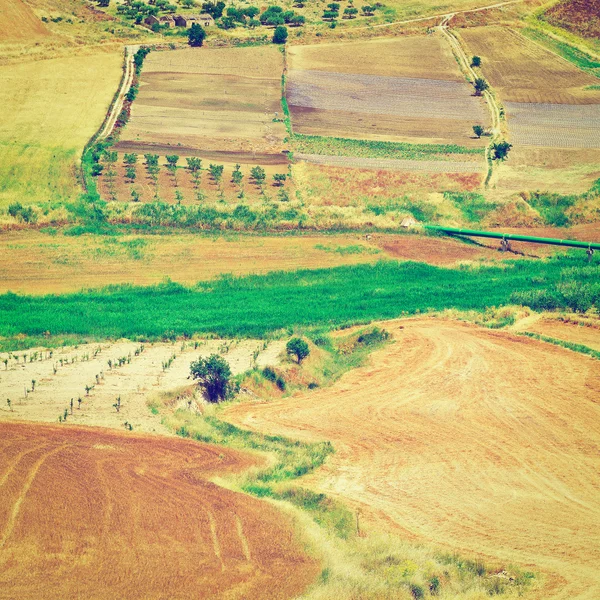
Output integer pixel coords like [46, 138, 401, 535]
[516, 317, 600, 352]
[0, 231, 508, 295]
[544, 0, 600, 40]
[120, 46, 286, 156]
[0, 0, 50, 42]
[0, 421, 319, 599]
[224, 318, 600, 599]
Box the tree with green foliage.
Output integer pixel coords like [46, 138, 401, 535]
[343, 7, 358, 18]
[472, 125, 484, 138]
[187, 157, 202, 188]
[290, 14, 305, 25]
[91, 163, 104, 177]
[209, 163, 224, 184]
[492, 141, 512, 161]
[361, 5, 374, 15]
[190, 354, 233, 402]
[144, 153, 159, 167]
[273, 173, 287, 186]
[188, 22, 206, 46]
[124, 153, 138, 165]
[251, 166, 266, 187]
[202, 0, 225, 18]
[273, 25, 287, 44]
[231, 164, 244, 186]
[471, 55, 481, 67]
[286, 337, 310, 364]
[126, 167, 137, 181]
[473, 77, 489, 96]
[165, 155, 180, 170]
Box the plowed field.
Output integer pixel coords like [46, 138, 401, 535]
[287, 35, 489, 146]
[0, 0, 49, 42]
[117, 46, 286, 159]
[225, 319, 600, 599]
[0, 422, 318, 600]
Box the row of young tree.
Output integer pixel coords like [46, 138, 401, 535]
[94, 151, 290, 202]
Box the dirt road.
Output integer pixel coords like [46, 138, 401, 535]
[225, 318, 600, 599]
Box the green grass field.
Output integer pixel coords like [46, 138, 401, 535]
[0, 254, 597, 348]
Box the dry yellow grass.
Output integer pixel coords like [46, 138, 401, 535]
[0, 51, 122, 207]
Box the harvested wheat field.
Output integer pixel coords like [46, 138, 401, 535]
[116, 46, 287, 160]
[0, 338, 283, 434]
[287, 35, 489, 146]
[458, 26, 600, 105]
[0, 421, 318, 600]
[0, 52, 122, 206]
[225, 318, 600, 599]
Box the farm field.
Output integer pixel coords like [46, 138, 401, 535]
[513, 316, 600, 352]
[224, 318, 600, 599]
[0, 231, 515, 295]
[0, 0, 50, 43]
[0, 52, 122, 207]
[458, 26, 600, 105]
[543, 0, 600, 41]
[0, 338, 282, 433]
[116, 46, 287, 159]
[287, 35, 490, 149]
[0, 422, 318, 599]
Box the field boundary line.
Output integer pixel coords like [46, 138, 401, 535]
[440, 18, 503, 188]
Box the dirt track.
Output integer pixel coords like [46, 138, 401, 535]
[224, 319, 600, 599]
[0, 422, 318, 599]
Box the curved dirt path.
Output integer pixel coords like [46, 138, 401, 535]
[0, 422, 318, 599]
[225, 319, 600, 599]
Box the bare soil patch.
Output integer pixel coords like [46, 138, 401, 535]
[0, 422, 318, 599]
[224, 318, 600, 598]
[120, 46, 286, 156]
[0, 0, 49, 42]
[458, 26, 600, 104]
[504, 102, 600, 148]
[287, 34, 489, 146]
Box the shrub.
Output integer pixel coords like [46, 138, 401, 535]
[262, 366, 286, 390]
[357, 327, 389, 346]
[188, 22, 206, 46]
[471, 55, 481, 67]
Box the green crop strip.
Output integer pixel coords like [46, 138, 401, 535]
[518, 332, 600, 360]
[290, 134, 483, 161]
[0, 254, 599, 348]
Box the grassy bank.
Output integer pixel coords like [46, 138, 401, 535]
[0, 254, 598, 348]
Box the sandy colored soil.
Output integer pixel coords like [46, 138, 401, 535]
[0, 339, 284, 434]
[0, 231, 509, 295]
[0, 0, 49, 42]
[287, 34, 490, 146]
[0, 421, 318, 599]
[514, 317, 600, 352]
[458, 26, 600, 105]
[120, 46, 286, 156]
[224, 318, 600, 599]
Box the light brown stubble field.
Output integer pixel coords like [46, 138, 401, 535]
[224, 318, 600, 600]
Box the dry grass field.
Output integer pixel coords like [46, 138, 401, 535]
[287, 35, 489, 147]
[0, 51, 122, 207]
[0, 422, 318, 599]
[225, 318, 600, 600]
[116, 46, 287, 160]
[458, 26, 600, 104]
[543, 0, 600, 41]
[0, 230, 513, 295]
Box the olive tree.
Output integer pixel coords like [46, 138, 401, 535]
[286, 337, 310, 364]
[190, 354, 233, 402]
